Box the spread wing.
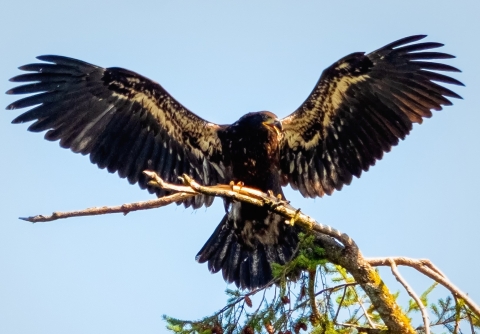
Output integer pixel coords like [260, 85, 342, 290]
[7, 55, 226, 208]
[280, 35, 463, 198]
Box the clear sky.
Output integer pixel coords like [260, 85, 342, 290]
[0, 1, 479, 333]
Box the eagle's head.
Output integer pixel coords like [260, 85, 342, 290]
[236, 111, 283, 139]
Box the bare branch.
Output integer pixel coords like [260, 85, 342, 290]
[355, 288, 377, 329]
[335, 322, 388, 333]
[333, 285, 348, 324]
[308, 269, 321, 325]
[20, 192, 195, 223]
[368, 257, 480, 319]
[388, 259, 430, 334]
[146, 171, 358, 250]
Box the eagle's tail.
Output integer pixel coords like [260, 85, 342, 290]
[196, 205, 300, 290]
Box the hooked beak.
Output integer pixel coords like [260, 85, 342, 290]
[263, 118, 283, 137]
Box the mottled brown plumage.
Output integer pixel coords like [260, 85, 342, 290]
[6, 35, 462, 289]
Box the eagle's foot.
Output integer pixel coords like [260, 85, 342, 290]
[286, 208, 301, 226]
[230, 181, 245, 192]
[264, 191, 290, 209]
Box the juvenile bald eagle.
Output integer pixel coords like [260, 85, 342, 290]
[7, 35, 462, 290]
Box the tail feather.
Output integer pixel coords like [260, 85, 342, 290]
[196, 215, 229, 267]
[196, 204, 300, 290]
[222, 241, 241, 283]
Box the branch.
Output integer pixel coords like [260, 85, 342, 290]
[20, 192, 196, 223]
[152, 171, 358, 250]
[22, 171, 474, 333]
[334, 322, 387, 334]
[368, 257, 480, 319]
[388, 259, 430, 334]
[145, 172, 415, 334]
[308, 269, 321, 325]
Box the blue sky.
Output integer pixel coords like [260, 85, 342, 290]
[1, 1, 479, 333]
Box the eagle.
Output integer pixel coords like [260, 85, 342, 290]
[7, 35, 462, 290]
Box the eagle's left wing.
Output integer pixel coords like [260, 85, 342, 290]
[280, 35, 463, 198]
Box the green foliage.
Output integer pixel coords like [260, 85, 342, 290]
[163, 233, 479, 333]
[271, 233, 327, 282]
[428, 295, 480, 333]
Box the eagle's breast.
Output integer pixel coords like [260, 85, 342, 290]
[219, 113, 283, 194]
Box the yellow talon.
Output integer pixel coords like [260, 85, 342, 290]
[289, 208, 301, 226]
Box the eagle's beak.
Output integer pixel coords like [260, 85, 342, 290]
[263, 118, 283, 137]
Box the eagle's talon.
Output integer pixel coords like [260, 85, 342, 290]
[287, 208, 301, 226]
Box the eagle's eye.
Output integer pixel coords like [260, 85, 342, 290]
[262, 118, 283, 137]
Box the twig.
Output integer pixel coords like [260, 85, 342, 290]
[354, 289, 376, 329]
[335, 322, 387, 333]
[292, 282, 358, 312]
[333, 285, 348, 324]
[388, 259, 430, 334]
[466, 307, 475, 334]
[453, 296, 460, 334]
[20, 192, 195, 223]
[308, 269, 321, 325]
[368, 257, 480, 319]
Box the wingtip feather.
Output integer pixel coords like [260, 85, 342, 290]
[385, 35, 427, 49]
[36, 55, 62, 62]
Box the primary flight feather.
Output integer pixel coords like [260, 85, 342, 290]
[7, 35, 462, 289]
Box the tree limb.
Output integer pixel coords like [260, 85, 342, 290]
[368, 257, 480, 319]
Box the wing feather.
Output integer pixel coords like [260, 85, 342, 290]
[280, 35, 462, 197]
[7, 55, 225, 208]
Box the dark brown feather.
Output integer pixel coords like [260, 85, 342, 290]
[7, 55, 225, 208]
[280, 35, 463, 197]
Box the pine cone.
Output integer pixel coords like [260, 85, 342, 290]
[294, 322, 307, 333]
[265, 323, 274, 334]
[243, 325, 254, 334]
[212, 324, 223, 334]
[245, 296, 252, 308]
[299, 286, 306, 300]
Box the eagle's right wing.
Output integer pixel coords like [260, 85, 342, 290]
[7, 55, 226, 208]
